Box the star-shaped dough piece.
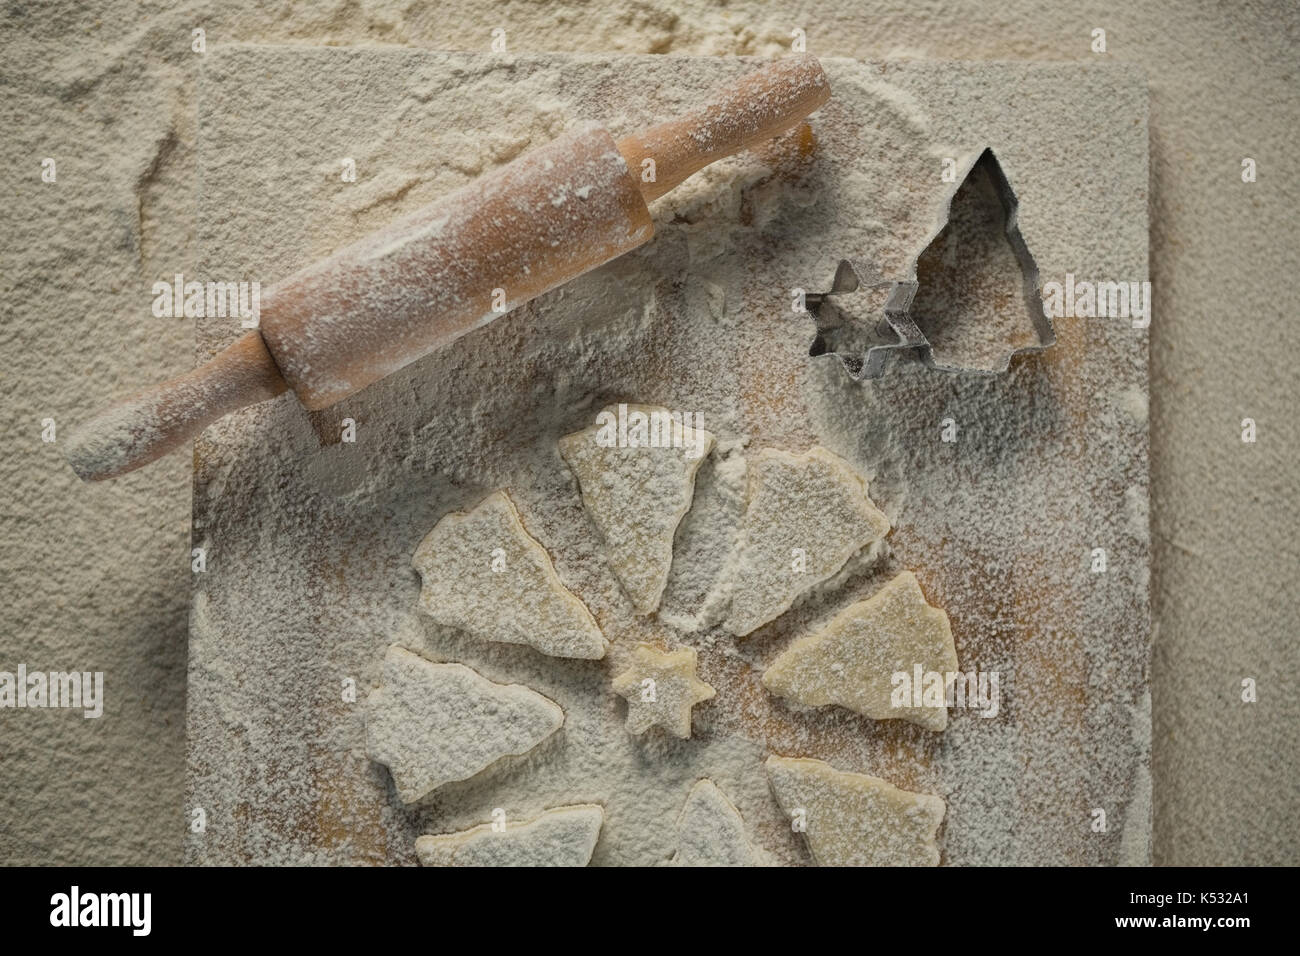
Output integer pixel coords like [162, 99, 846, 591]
[559, 404, 715, 614]
[416, 805, 604, 867]
[724, 447, 891, 636]
[366, 646, 563, 804]
[611, 643, 715, 738]
[412, 490, 608, 659]
[765, 755, 945, 866]
[668, 779, 761, 866]
[762, 570, 957, 731]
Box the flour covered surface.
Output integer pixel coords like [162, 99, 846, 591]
[365, 646, 564, 804]
[412, 491, 608, 659]
[189, 51, 1151, 867]
[416, 804, 604, 867]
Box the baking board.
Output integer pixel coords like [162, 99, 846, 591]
[187, 49, 1150, 865]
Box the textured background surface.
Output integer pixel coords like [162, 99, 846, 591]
[1, 0, 1295, 865]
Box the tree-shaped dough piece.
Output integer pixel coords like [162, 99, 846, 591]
[762, 570, 957, 731]
[668, 779, 762, 866]
[560, 404, 715, 614]
[416, 805, 604, 867]
[766, 755, 945, 866]
[412, 490, 607, 659]
[724, 447, 890, 636]
[365, 646, 563, 804]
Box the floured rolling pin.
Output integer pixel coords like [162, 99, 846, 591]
[65, 56, 830, 481]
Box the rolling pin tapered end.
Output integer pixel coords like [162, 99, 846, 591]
[65, 332, 288, 482]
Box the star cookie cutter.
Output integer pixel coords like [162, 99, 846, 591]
[808, 148, 1056, 379]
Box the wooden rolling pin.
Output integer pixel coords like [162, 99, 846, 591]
[65, 56, 830, 481]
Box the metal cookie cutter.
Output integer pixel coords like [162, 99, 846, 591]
[808, 148, 1056, 379]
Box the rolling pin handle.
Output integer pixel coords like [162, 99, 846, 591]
[617, 54, 831, 203]
[64, 332, 289, 482]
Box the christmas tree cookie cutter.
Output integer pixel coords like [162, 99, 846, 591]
[808, 148, 1056, 379]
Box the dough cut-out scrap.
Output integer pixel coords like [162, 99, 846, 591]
[762, 570, 957, 731]
[365, 646, 563, 804]
[611, 643, 716, 739]
[412, 490, 608, 659]
[724, 447, 891, 636]
[415, 804, 604, 867]
[668, 779, 761, 867]
[559, 403, 716, 614]
[765, 755, 945, 867]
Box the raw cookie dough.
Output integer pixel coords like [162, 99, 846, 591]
[412, 490, 608, 659]
[657, 440, 749, 632]
[762, 570, 958, 731]
[668, 779, 761, 867]
[365, 646, 564, 804]
[724, 447, 891, 636]
[611, 643, 716, 739]
[765, 755, 945, 867]
[415, 804, 605, 867]
[559, 404, 715, 614]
